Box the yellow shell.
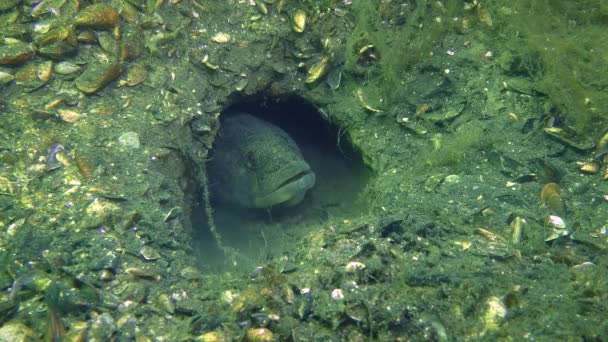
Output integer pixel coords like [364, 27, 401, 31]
[579, 161, 599, 174]
[293, 10, 306, 33]
[305, 56, 329, 83]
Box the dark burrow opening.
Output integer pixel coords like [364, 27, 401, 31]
[191, 95, 370, 269]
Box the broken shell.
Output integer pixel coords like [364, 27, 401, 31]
[211, 33, 231, 43]
[75, 62, 122, 94]
[355, 88, 382, 113]
[579, 161, 600, 174]
[543, 126, 595, 151]
[292, 10, 306, 33]
[305, 56, 329, 83]
[75, 4, 120, 28]
[140, 246, 160, 261]
[58, 109, 81, 123]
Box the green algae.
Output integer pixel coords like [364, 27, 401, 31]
[494, 0, 608, 135]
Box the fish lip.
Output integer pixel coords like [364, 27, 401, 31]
[253, 167, 316, 208]
[274, 169, 313, 192]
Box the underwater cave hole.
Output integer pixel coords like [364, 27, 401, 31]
[192, 95, 370, 268]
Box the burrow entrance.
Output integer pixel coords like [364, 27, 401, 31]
[192, 95, 370, 269]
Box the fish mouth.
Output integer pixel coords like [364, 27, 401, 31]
[275, 170, 314, 191]
[254, 167, 316, 208]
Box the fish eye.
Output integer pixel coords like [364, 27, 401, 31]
[244, 151, 257, 170]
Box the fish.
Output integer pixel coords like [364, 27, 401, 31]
[207, 112, 315, 209]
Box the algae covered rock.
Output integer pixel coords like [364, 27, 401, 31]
[75, 61, 122, 94]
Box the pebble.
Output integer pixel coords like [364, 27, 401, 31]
[118, 131, 140, 149]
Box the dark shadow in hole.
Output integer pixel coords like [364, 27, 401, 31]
[192, 95, 370, 269]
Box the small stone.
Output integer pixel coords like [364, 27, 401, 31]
[58, 109, 81, 123]
[118, 131, 140, 149]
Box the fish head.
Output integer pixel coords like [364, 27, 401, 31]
[233, 129, 315, 208]
[209, 112, 316, 209]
